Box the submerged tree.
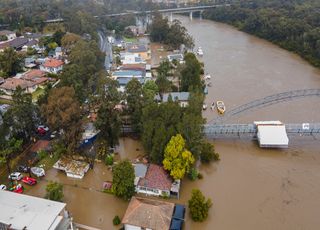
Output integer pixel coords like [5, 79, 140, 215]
[188, 189, 212, 222]
[46, 181, 64, 202]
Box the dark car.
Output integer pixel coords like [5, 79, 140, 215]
[17, 165, 30, 173]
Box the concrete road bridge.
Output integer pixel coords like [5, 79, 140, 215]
[97, 4, 231, 19]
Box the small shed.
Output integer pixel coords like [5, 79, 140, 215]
[255, 121, 289, 148]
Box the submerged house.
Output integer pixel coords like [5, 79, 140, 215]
[134, 164, 180, 198]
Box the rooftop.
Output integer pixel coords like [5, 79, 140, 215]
[113, 70, 143, 77]
[138, 164, 173, 191]
[155, 92, 190, 103]
[0, 78, 34, 90]
[0, 190, 66, 230]
[255, 121, 289, 148]
[122, 196, 174, 230]
[23, 69, 47, 81]
[43, 58, 64, 68]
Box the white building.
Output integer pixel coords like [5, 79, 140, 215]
[0, 190, 73, 230]
[254, 121, 289, 148]
[120, 52, 145, 65]
[40, 58, 64, 74]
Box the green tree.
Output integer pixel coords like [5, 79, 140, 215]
[0, 47, 22, 77]
[112, 160, 135, 200]
[4, 87, 39, 140]
[125, 78, 144, 134]
[143, 80, 159, 104]
[188, 189, 212, 222]
[180, 53, 202, 92]
[46, 181, 63, 202]
[200, 142, 220, 163]
[163, 134, 195, 180]
[0, 138, 23, 178]
[41, 87, 83, 152]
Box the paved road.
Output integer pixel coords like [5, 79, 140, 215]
[98, 31, 112, 71]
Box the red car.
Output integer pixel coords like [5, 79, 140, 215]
[21, 176, 37, 185]
[37, 127, 46, 135]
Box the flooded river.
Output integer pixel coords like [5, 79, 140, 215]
[176, 16, 320, 230]
[27, 16, 320, 230]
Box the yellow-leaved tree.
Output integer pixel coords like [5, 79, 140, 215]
[163, 134, 195, 180]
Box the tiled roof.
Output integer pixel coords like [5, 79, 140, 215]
[122, 196, 174, 230]
[0, 78, 34, 90]
[43, 59, 64, 68]
[22, 69, 46, 80]
[138, 164, 172, 191]
[0, 37, 28, 50]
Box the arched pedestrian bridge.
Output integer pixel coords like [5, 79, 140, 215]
[209, 89, 320, 124]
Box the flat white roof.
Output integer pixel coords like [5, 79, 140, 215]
[0, 190, 66, 230]
[257, 125, 289, 147]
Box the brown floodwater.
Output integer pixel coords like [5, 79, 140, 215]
[175, 15, 320, 230]
[27, 16, 320, 230]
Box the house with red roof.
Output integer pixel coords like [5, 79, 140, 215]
[40, 58, 64, 74]
[134, 164, 181, 198]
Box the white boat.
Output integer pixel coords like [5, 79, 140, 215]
[204, 74, 211, 80]
[210, 101, 215, 110]
[196, 47, 203, 56]
[202, 103, 208, 110]
[31, 167, 45, 177]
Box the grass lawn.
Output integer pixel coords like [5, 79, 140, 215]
[32, 88, 45, 101]
[123, 36, 138, 43]
[37, 153, 60, 171]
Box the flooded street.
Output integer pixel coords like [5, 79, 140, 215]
[176, 16, 320, 230]
[26, 16, 320, 230]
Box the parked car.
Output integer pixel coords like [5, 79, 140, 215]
[30, 167, 45, 177]
[0, 184, 7, 190]
[21, 176, 37, 185]
[17, 165, 30, 173]
[9, 184, 23, 193]
[50, 131, 57, 139]
[8, 172, 23, 181]
[37, 127, 46, 135]
[38, 125, 49, 132]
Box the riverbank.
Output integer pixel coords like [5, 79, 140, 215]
[202, 2, 320, 68]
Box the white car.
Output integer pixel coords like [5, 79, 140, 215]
[8, 172, 23, 180]
[31, 167, 45, 177]
[38, 125, 49, 132]
[0, 184, 7, 190]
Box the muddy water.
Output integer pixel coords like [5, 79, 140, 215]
[174, 16, 320, 230]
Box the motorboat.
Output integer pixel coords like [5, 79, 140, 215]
[202, 103, 207, 110]
[216, 101, 226, 114]
[196, 47, 203, 56]
[210, 101, 215, 110]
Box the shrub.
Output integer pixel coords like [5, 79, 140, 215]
[37, 149, 47, 160]
[105, 154, 114, 166]
[45, 181, 63, 201]
[113, 215, 121, 225]
[188, 167, 198, 181]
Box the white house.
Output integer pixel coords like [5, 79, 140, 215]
[40, 58, 64, 74]
[134, 164, 180, 198]
[0, 190, 73, 230]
